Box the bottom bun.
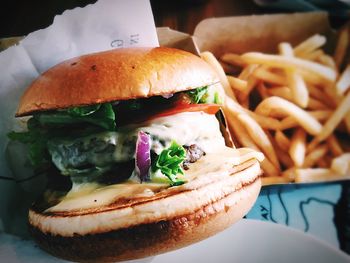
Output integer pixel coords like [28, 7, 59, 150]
[29, 161, 261, 262]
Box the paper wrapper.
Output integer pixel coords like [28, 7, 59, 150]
[0, 0, 159, 237]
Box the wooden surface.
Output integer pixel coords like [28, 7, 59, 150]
[0, 0, 267, 38]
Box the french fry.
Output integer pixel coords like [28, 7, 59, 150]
[213, 34, 350, 185]
[289, 128, 306, 167]
[334, 26, 349, 69]
[242, 52, 337, 82]
[275, 130, 291, 152]
[309, 91, 350, 148]
[297, 68, 327, 86]
[227, 75, 247, 92]
[262, 176, 291, 186]
[229, 124, 280, 183]
[279, 111, 332, 130]
[299, 49, 324, 61]
[227, 115, 256, 149]
[255, 96, 323, 135]
[253, 67, 288, 85]
[275, 146, 294, 169]
[200, 51, 237, 101]
[279, 117, 299, 130]
[240, 96, 249, 109]
[294, 168, 347, 183]
[336, 64, 350, 95]
[256, 82, 269, 100]
[239, 77, 258, 102]
[344, 112, 350, 133]
[268, 86, 291, 100]
[236, 113, 280, 170]
[267, 87, 326, 111]
[225, 112, 279, 180]
[224, 94, 246, 115]
[282, 167, 297, 181]
[261, 158, 281, 177]
[223, 98, 257, 148]
[309, 110, 333, 120]
[303, 144, 328, 168]
[317, 158, 329, 168]
[221, 53, 247, 67]
[246, 110, 281, 130]
[224, 94, 281, 130]
[238, 64, 259, 80]
[317, 54, 337, 70]
[308, 84, 336, 109]
[324, 82, 343, 103]
[220, 61, 240, 75]
[327, 135, 343, 157]
[279, 42, 309, 108]
[268, 131, 294, 169]
[287, 73, 309, 108]
[307, 98, 330, 110]
[294, 34, 327, 57]
[331, 153, 350, 175]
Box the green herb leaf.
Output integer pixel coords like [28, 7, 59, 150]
[186, 86, 208, 104]
[152, 141, 186, 186]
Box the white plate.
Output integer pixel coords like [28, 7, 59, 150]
[1, 219, 349, 263]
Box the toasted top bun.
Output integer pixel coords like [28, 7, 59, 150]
[16, 47, 219, 116]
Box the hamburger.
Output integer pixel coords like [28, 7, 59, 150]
[9, 47, 264, 262]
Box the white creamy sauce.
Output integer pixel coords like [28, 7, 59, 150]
[46, 147, 264, 213]
[137, 111, 226, 154]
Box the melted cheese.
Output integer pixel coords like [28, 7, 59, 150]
[133, 111, 226, 154]
[46, 147, 264, 213]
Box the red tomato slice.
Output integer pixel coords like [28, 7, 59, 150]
[151, 104, 221, 119]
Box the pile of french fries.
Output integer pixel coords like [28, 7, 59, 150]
[201, 25, 350, 185]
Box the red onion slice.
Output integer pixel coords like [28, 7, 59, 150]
[135, 131, 151, 182]
[162, 93, 173, 99]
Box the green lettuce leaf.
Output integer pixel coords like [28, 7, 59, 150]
[67, 104, 101, 116]
[34, 103, 116, 131]
[152, 141, 186, 186]
[7, 119, 50, 168]
[8, 103, 116, 169]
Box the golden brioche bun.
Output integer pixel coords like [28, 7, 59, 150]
[28, 160, 261, 262]
[16, 47, 219, 116]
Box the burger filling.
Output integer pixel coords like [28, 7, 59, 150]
[9, 85, 224, 190]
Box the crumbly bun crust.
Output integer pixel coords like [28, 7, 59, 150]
[16, 47, 219, 116]
[28, 160, 261, 262]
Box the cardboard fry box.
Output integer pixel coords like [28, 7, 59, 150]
[193, 12, 337, 55]
[191, 12, 350, 253]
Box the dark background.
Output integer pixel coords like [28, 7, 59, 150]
[0, 0, 348, 38]
[0, 0, 262, 38]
